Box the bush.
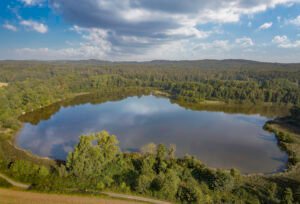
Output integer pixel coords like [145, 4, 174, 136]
[136, 174, 153, 194]
[211, 170, 235, 191]
[176, 180, 204, 203]
[282, 188, 294, 204]
[9, 160, 49, 182]
[0, 177, 12, 188]
[277, 132, 294, 143]
[288, 152, 299, 166]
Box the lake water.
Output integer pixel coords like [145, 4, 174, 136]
[17, 94, 288, 173]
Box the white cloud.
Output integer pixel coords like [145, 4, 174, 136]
[258, 22, 273, 30]
[50, 0, 300, 54]
[15, 26, 112, 60]
[288, 15, 300, 26]
[195, 37, 254, 53]
[10, 0, 300, 61]
[195, 40, 231, 51]
[20, 0, 43, 6]
[15, 46, 108, 60]
[272, 35, 300, 48]
[20, 20, 48, 33]
[165, 27, 209, 38]
[272, 35, 289, 44]
[3, 23, 17, 32]
[235, 37, 254, 47]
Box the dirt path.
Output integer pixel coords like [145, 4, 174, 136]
[0, 188, 141, 204]
[103, 192, 171, 204]
[0, 173, 30, 189]
[0, 82, 8, 88]
[0, 173, 171, 204]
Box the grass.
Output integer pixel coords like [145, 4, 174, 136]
[244, 118, 300, 200]
[151, 90, 170, 97]
[265, 120, 300, 182]
[0, 177, 12, 188]
[0, 137, 56, 168]
[0, 188, 142, 204]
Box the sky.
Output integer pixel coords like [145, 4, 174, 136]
[0, 0, 300, 62]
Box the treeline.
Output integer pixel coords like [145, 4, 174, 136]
[0, 60, 299, 106]
[145, 79, 300, 104]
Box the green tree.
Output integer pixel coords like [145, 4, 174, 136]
[136, 174, 153, 194]
[211, 170, 234, 191]
[140, 143, 157, 155]
[290, 106, 300, 122]
[282, 188, 294, 204]
[176, 179, 204, 204]
[158, 169, 180, 200]
[66, 131, 119, 177]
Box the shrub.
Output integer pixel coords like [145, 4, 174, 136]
[277, 132, 294, 143]
[282, 188, 294, 204]
[0, 177, 12, 188]
[176, 180, 204, 204]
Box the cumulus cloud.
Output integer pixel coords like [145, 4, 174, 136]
[195, 40, 231, 51]
[46, 0, 298, 56]
[258, 22, 273, 30]
[272, 35, 300, 48]
[13, 0, 300, 60]
[3, 23, 17, 32]
[235, 37, 254, 47]
[288, 15, 300, 26]
[15, 26, 112, 60]
[20, 20, 48, 33]
[50, 1, 297, 32]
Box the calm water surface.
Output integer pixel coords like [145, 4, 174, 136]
[17, 95, 288, 173]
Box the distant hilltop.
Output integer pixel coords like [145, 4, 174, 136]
[1, 59, 300, 70]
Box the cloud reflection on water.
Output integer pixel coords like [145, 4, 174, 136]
[17, 95, 287, 173]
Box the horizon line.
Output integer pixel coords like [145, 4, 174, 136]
[1, 58, 300, 64]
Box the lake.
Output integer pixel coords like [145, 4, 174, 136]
[17, 93, 288, 173]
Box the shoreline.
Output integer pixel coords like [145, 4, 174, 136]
[9, 93, 294, 176]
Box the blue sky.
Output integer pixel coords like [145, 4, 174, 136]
[0, 0, 300, 62]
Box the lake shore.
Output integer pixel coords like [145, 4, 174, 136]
[1, 89, 299, 203]
[9, 91, 293, 175]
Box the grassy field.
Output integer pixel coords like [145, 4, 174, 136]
[0, 188, 142, 204]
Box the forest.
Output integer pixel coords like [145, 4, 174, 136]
[0, 60, 300, 203]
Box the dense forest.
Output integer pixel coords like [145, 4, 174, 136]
[0, 60, 300, 203]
